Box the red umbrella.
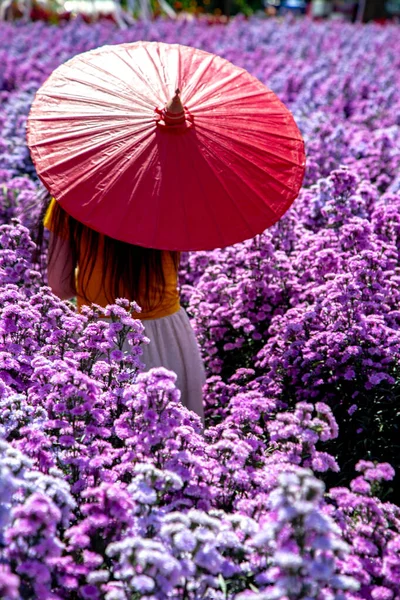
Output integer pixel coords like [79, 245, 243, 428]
[27, 41, 305, 251]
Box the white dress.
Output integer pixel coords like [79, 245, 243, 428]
[124, 307, 205, 422]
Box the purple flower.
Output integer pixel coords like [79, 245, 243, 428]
[0, 566, 20, 600]
[350, 476, 371, 495]
[371, 586, 394, 600]
[131, 575, 154, 593]
[81, 584, 101, 599]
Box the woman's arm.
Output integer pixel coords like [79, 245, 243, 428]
[47, 232, 76, 300]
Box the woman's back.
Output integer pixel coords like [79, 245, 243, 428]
[74, 234, 180, 319]
[44, 198, 180, 319]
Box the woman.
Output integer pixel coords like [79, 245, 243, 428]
[42, 196, 205, 422]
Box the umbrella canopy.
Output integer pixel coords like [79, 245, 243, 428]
[27, 41, 305, 251]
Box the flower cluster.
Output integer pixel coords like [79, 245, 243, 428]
[0, 219, 398, 599]
[182, 169, 400, 497]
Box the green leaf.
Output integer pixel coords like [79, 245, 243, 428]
[218, 574, 227, 595]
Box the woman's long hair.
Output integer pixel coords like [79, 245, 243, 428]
[36, 193, 180, 310]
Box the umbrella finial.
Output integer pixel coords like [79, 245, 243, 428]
[164, 88, 185, 125]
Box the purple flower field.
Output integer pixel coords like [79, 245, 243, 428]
[1, 15, 400, 600]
